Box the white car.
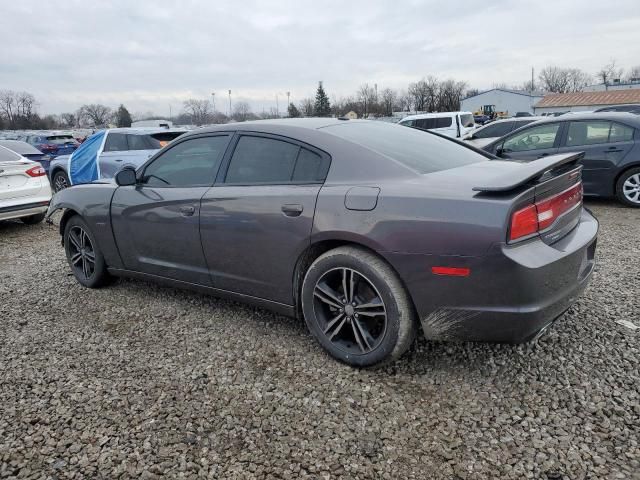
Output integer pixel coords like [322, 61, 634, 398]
[0, 145, 52, 224]
[398, 111, 476, 139]
[462, 117, 544, 149]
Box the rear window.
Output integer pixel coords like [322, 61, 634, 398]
[0, 146, 21, 162]
[474, 121, 514, 139]
[46, 135, 75, 145]
[323, 122, 487, 174]
[149, 132, 185, 148]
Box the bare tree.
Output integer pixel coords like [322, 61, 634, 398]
[299, 98, 315, 117]
[0, 90, 38, 128]
[380, 88, 396, 116]
[566, 69, 592, 92]
[232, 101, 253, 122]
[438, 80, 467, 111]
[357, 83, 376, 117]
[59, 112, 79, 128]
[538, 66, 590, 93]
[627, 65, 640, 81]
[79, 104, 112, 127]
[182, 99, 213, 125]
[597, 59, 624, 85]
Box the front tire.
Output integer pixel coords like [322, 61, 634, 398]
[301, 246, 417, 367]
[616, 167, 640, 207]
[53, 170, 70, 192]
[63, 215, 112, 288]
[21, 213, 46, 224]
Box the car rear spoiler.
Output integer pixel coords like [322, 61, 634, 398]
[472, 152, 584, 192]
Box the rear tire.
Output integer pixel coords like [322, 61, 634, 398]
[21, 213, 46, 225]
[301, 246, 417, 367]
[53, 170, 70, 192]
[616, 167, 640, 207]
[63, 215, 112, 288]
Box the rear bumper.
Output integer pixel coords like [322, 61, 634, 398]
[385, 209, 598, 343]
[0, 200, 50, 221]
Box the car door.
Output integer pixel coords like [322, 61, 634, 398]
[494, 122, 562, 160]
[110, 134, 231, 285]
[200, 133, 331, 305]
[555, 120, 635, 196]
[98, 132, 128, 179]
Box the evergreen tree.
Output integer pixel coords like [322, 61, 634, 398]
[115, 104, 132, 127]
[314, 81, 331, 117]
[287, 103, 301, 118]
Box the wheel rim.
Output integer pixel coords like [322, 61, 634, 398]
[313, 267, 387, 355]
[67, 226, 96, 280]
[54, 174, 68, 192]
[622, 173, 640, 204]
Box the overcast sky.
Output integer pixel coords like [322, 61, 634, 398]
[1, 0, 639, 116]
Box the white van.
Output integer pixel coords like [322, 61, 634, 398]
[131, 119, 173, 129]
[398, 112, 476, 139]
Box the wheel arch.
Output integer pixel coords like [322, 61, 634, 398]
[292, 236, 417, 320]
[59, 208, 81, 237]
[614, 162, 640, 191]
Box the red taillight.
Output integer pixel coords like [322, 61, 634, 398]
[510, 204, 539, 241]
[509, 182, 583, 242]
[25, 165, 46, 177]
[431, 266, 471, 277]
[40, 144, 57, 151]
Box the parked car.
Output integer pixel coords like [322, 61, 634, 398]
[398, 112, 476, 138]
[47, 119, 598, 367]
[483, 112, 640, 206]
[514, 112, 534, 117]
[0, 145, 52, 224]
[24, 133, 79, 157]
[49, 128, 186, 192]
[0, 140, 53, 174]
[463, 117, 544, 149]
[594, 104, 640, 115]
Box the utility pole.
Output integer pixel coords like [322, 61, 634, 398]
[169, 104, 172, 121]
[286, 91, 290, 115]
[211, 92, 216, 113]
[276, 93, 279, 117]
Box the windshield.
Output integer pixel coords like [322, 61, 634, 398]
[460, 114, 475, 128]
[323, 122, 487, 174]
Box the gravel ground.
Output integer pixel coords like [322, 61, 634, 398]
[0, 199, 638, 479]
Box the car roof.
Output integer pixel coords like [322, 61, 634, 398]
[0, 139, 42, 154]
[105, 127, 188, 136]
[524, 111, 640, 127]
[594, 103, 640, 110]
[400, 112, 473, 120]
[195, 117, 354, 134]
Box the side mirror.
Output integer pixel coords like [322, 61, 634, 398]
[115, 167, 137, 186]
[495, 146, 504, 157]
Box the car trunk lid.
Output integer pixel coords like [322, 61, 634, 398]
[0, 160, 44, 200]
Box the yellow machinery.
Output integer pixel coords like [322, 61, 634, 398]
[473, 105, 509, 120]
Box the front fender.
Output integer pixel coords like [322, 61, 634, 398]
[45, 183, 124, 270]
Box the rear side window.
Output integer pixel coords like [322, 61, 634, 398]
[566, 121, 611, 146]
[323, 122, 486, 174]
[292, 148, 330, 182]
[127, 134, 153, 151]
[415, 117, 452, 129]
[609, 123, 635, 143]
[474, 121, 514, 139]
[103, 133, 128, 152]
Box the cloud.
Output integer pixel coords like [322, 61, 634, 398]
[0, 0, 638, 115]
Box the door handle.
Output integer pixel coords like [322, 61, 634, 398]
[281, 204, 303, 217]
[179, 206, 196, 216]
[607, 149, 623, 153]
[115, 159, 123, 162]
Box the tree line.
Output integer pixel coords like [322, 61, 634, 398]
[2, 60, 638, 130]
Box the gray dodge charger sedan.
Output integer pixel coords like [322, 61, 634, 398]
[47, 119, 598, 367]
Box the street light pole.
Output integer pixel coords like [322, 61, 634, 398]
[286, 91, 290, 116]
[211, 92, 216, 112]
[228, 90, 232, 117]
[276, 93, 279, 117]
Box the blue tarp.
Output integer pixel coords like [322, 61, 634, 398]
[69, 130, 105, 185]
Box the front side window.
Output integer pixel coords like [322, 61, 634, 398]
[142, 135, 229, 187]
[103, 133, 129, 152]
[475, 121, 514, 139]
[503, 123, 560, 152]
[566, 121, 611, 147]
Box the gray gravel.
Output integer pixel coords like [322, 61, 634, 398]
[0, 199, 638, 479]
